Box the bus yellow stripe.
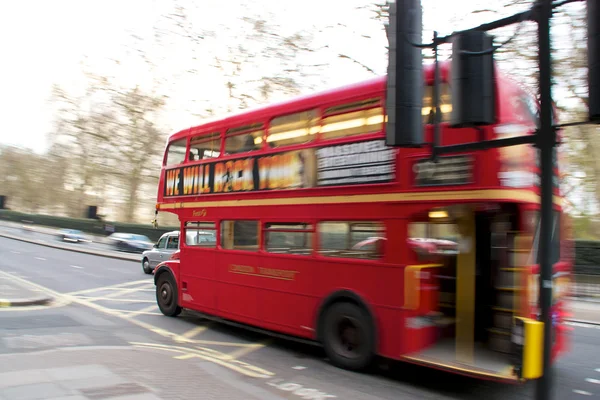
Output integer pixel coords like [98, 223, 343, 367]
[157, 189, 562, 210]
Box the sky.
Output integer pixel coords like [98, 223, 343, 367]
[0, 0, 577, 154]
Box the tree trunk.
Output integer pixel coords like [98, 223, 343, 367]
[124, 169, 141, 223]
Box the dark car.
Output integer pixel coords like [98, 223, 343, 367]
[107, 233, 154, 253]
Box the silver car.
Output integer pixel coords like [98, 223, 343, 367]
[141, 231, 179, 274]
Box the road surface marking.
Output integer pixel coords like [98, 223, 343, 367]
[65, 279, 150, 295]
[0, 271, 277, 382]
[123, 304, 159, 319]
[131, 342, 274, 379]
[585, 378, 600, 385]
[267, 379, 336, 399]
[181, 325, 210, 339]
[292, 366, 307, 370]
[10, 251, 20, 254]
[102, 307, 161, 316]
[34, 257, 46, 261]
[70, 265, 83, 269]
[227, 339, 271, 360]
[596, 368, 600, 373]
[573, 389, 593, 396]
[92, 287, 154, 300]
[76, 297, 155, 303]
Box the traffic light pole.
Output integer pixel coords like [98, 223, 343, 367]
[535, 0, 556, 399]
[387, 0, 594, 396]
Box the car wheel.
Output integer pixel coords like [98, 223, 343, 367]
[156, 273, 182, 317]
[321, 302, 375, 371]
[142, 258, 152, 275]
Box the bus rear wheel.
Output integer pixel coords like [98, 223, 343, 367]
[321, 302, 375, 371]
[156, 273, 182, 317]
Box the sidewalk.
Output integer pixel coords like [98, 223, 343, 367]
[0, 345, 284, 400]
[0, 274, 52, 308]
[568, 299, 600, 324]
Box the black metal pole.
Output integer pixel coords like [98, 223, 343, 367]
[535, 0, 555, 399]
[432, 31, 441, 161]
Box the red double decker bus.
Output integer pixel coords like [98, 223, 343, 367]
[153, 61, 571, 382]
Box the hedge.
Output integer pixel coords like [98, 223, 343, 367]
[0, 210, 599, 274]
[0, 210, 178, 242]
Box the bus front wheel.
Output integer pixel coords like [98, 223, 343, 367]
[322, 302, 375, 371]
[156, 273, 182, 317]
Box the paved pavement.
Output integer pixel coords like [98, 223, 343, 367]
[0, 346, 285, 400]
[567, 300, 600, 324]
[1, 234, 600, 399]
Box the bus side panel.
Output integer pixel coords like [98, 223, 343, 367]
[258, 255, 317, 339]
[216, 251, 263, 325]
[313, 259, 405, 358]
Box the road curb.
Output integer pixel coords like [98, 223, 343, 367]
[0, 296, 53, 308]
[0, 232, 139, 262]
[565, 319, 600, 326]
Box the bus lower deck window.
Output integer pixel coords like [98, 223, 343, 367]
[318, 221, 385, 260]
[221, 220, 259, 251]
[264, 223, 313, 255]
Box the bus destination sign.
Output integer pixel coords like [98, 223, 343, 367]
[413, 155, 474, 187]
[163, 140, 396, 197]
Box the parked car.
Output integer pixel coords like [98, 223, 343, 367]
[107, 233, 154, 253]
[141, 231, 180, 274]
[57, 229, 89, 243]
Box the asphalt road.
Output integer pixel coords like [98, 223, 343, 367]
[1, 236, 599, 399]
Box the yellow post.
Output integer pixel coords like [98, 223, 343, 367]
[456, 209, 476, 364]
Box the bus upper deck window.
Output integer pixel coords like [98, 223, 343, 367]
[225, 124, 264, 155]
[321, 99, 384, 140]
[190, 132, 221, 160]
[422, 84, 452, 124]
[268, 110, 319, 148]
[165, 139, 187, 166]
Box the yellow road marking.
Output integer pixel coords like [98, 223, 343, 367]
[123, 304, 159, 319]
[98, 287, 155, 299]
[181, 325, 210, 339]
[0, 271, 272, 375]
[130, 342, 274, 379]
[75, 297, 156, 303]
[65, 280, 151, 296]
[226, 339, 271, 360]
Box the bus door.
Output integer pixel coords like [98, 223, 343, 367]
[216, 220, 262, 324]
[405, 205, 525, 378]
[179, 221, 218, 312]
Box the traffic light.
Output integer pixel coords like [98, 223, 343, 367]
[450, 30, 496, 127]
[385, 0, 424, 147]
[589, 0, 599, 122]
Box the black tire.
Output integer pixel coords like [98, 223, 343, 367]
[156, 273, 182, 317]
[142, 258, 152, 275]
[321, 302, 375, 371]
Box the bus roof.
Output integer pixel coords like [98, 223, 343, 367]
[168, 61, 457, 143]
